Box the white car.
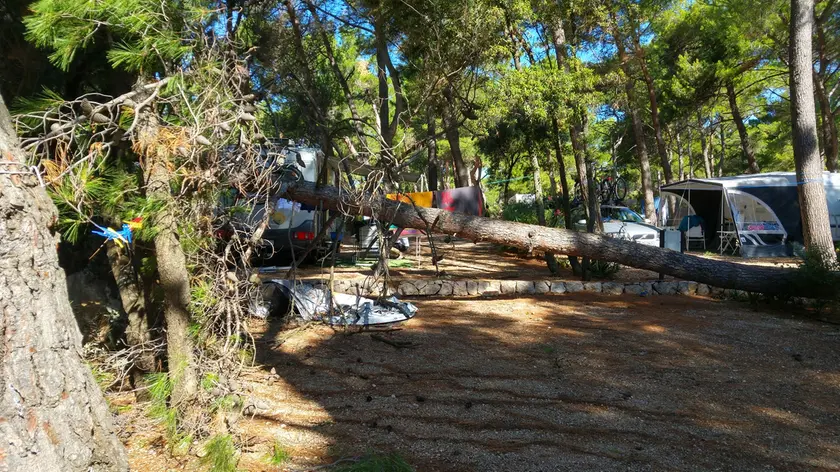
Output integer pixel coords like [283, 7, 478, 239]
[574, 205, 661, 246]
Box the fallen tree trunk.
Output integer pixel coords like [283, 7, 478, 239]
[283, 181, 818, 296]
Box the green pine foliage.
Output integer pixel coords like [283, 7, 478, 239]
[24, 0, 197, 72]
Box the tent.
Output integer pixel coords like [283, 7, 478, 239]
[659, 172, 840, 257]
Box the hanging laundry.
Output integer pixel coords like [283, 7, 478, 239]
[385, 191, 434, 208]
[434, 186, 484, 216]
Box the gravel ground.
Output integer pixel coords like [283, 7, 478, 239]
[119, 293, 839, 471]
[194, 293, 840, 472]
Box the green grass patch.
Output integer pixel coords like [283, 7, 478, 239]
[201, 434, 239, 472]
[265, 441, 291, 466]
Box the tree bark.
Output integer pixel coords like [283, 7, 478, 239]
[718, 125, 726, 177]
[530, 152, 559, 273]
[725, 81, 760, 174]
[614, 21, 655, 221]
[105, 244, 155, 383]
[813, 9, 838, 172]
[0, 95, 128, 471]
[547, 162, 559, 201]
[676, 132, 684, 181]
[550, 124, 581, 273]
[698, 113, 713, 178]
[283, 181, 822, 295]
[814, 71, 838, 172]
[443, 85, 470, 187]
[283, 0, 333, 157]
[426, 108, 439, 192]
[631, 28, 673, 183]
[137, 105, 198, 407]
[790, 0, 837, 263]
[306, 2, 367, 142]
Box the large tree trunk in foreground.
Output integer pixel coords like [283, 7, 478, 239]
[790, 0, 836, 264]
[137, 111, 198, 407]
[284, 181, 823, 295]
[0, 96, 128, 471]
[726, 81, 760, 174]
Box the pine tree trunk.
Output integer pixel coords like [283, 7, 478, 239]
[726, 81, 760, 173]
[105, 244, 155, 382]
[676, 132, 684, 181]
[426, 109, 439, 192]
[813, 12, 838, 172]
[615, 24, 655, 221]
[137, 108, 198, 407]
[790, 0, 836, 264]
[814, 72, 838, 172]
[552, 118, 581, 272]
[698, 113, 713, 178]
[530, 152, 559, 274]
[443, 86, 470, 187]
[718, 125, 727, 177]
[0, 95, 128, 471]
[631, 31, 673, 183]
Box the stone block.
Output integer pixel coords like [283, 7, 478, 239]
[583, 282, 602, 292]
[696, 284, 710, 296]
[420, 281, 441, 296]
[438, 281, 454, 296]
[677, 281, 697, 296]
[534, 281, 551, 294]
[516, 280, 536, 294]
[565, 281, 584, 293]
[452, 281, 468, 296]
[399, 282, 418, 296]
[549, 282, 566, 294]
[602, 282, 624, 295]
[477, 280, 500, 295]
[500, 280, 517, 294]
[653, 281, 678, 295]
[466, 280, 479, 295]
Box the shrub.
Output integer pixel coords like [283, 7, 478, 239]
[588, 260, 621, 279]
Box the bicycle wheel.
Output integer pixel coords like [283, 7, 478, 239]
[614, 177, 628, 201]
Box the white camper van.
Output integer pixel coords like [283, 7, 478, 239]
[237, 143, 338, 262]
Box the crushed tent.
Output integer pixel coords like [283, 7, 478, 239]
[254, 279, 417, 326]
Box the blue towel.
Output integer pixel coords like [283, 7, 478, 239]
[678, 215, 704, 232]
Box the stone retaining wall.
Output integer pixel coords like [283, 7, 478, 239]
[327, 278, 750, 299]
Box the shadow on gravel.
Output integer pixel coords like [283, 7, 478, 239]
[245, 293, 840, 472]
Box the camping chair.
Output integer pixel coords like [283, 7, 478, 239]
[678, 215, 706, 251]
[686, 225, 705, 250]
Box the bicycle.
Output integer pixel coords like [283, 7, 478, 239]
[572, 169, 628, 206]
[598, 173, 628, 203]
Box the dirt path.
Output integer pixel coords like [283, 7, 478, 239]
[201, 294, 840, 472]
[118, 294, 839, 471]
